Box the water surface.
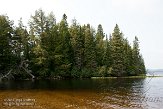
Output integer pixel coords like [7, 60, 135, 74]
[0, 77, 163, 109]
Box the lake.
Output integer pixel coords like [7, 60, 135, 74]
[0, 77, 163, 109]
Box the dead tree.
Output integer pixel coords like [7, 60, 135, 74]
[0, 69, 13, 81]
[0, 59, 35, 80]
[19, 59, 35, 79]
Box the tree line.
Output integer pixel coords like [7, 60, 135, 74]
[0, 9, 146, 79]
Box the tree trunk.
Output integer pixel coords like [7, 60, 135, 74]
[0, 69, 13, 80]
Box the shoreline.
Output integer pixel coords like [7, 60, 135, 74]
[91, 75, 163, 79]
[1, 75, 163, 81]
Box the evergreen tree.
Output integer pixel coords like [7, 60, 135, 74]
[58, 14, 73, 77]
[28, 9, 46, 77]
[139, 55, 146, 74]
[132, 36, 140, 75]
[84, 24, 97, 75]
[123, 38, 133, 75]
[29, 9, 47, 36]
[13, 18, 29, 61]
[11, 18, 32, 78]
[0, 10, 146, 79]
[69, 19, 84, 71]
[45, 12, 56, 31]
[39, 13, 56, 77]
[111, 24, 125, 76]
[102, 35, 112, 76]
[132, 36, 146, 75]
[28, 9, 57, 78]
[95, 24, 105, 66]
[41, 25, 61, 77]
[0, 15, 13, 73]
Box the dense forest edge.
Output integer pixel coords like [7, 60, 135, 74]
[0, 9, 146, 80]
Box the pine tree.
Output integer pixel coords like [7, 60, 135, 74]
[48, 25, 61, 77]
[69, 19, 84, 71]
[10, 19, 31, 78]
[1, 10, 147, 79]
[13, 18, 29, 60]
[84, 24, 97, 75]
[132, 36, 146, 75]
[123, 38, 133, 76]
[139, 55, 146, 74]
[28, 9, 46, 77]
[58, 14, 73, 77]
[95, 24, 105, 66]
[111, 24, 125, 76]
[0, 15, 13, 73]
[29, 9, 47, 36]
[102, 35, 112, 76]
[28, 9, 57, 78]
[45, 12, 56, 31]
[132, 36, 140, 75]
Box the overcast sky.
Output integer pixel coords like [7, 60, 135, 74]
[0, 0, 163, 69]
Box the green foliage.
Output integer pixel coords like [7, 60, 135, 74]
[69, 19, 84, 71]
[102, 35, 112, 71]
[131, 36, 146, 75]
[0, 10, 146, 79]
[110, 24, 125, 76]
[71, 67, 80, 78]
[80, 67, 92, 78]
[96, 66, 107, 77]
[123, 38, 133, 75]
[95, 24, 105, 66]
[0, 15, 13, 72]
[57, 14, 73, 77]
[84, 24, 97, 71]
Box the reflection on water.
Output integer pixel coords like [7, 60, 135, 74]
[0, 78, 163, 109]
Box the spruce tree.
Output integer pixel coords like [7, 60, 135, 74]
[84, 24, 97, 76]
[102, 35, 112, 76]
[123, 38, 133, 75]
[95, 24, 105, 66]
[132, 36, 146, 75]
[0, 15, 13, 73]
[69, 20, 84, 71]
[29, 9, 47, 36]
[0, 10, 147, 78]
[132, 36, 140, 75]
[58, 14, 73, 77]
[139, 55, 146, 74]
[111, 24, 125, 76]
[14, 18, 29, 60]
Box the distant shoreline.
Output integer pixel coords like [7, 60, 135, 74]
[91, 75, 163, 79]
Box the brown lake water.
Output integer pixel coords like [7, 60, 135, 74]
[0, 77, 163, 109]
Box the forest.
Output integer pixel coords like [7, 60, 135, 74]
[0, 9, 146, 80]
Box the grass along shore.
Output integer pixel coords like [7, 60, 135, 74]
[91, 75, 163, 79]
